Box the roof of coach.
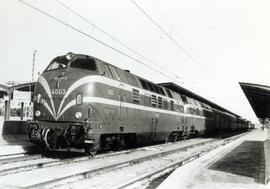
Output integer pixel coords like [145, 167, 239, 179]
[159, 82, 239, 117]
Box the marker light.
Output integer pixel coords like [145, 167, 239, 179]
[76, 94, 83, 105]
[37, 94, 41, 104]
[75, 112, 82, 119]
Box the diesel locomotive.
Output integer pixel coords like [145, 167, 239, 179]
[28, 53, 250, 155]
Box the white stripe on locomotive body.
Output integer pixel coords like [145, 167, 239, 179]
[57, 99, 76, 119]
[83, 97, 190, 118]
[38, 76, 56, 118]
[43, 101, 56, 120]
[57, 96, 205, 119]
[37, 75, 205, 120]
[68, 75, 184, 106]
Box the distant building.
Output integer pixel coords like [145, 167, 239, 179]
[0, 82, 35, 120]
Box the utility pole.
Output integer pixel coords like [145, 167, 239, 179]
[31, 49, 37, 81]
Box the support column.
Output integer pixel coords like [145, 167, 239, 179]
[4, 93, 11, 121]
[20, 102, 24, 121]
[266, 125, 270, 140]
[4, 100, 9, 120]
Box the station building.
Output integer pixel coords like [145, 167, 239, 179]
[0, 82, 35, 121]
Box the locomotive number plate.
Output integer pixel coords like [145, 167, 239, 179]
[52, 88, 66, 95]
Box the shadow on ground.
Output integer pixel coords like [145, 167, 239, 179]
[209, 140, 266, 184]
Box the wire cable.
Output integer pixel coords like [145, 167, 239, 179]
[132, 0, 230, 107]
[17, 0, 182, 83]
[131, 0, 207, 73]
[149, 0, 195, 58]
[54, 0, 187, 82]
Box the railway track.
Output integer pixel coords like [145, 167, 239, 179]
[61, 132, 248, 189]
[0, 146, 146, 176]
[0, 131, 250, 188]
[0, 138, 214, 177]
[62, 132, 248, 189]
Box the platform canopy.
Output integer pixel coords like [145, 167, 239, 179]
[0, 84, 9, 99]
[239, 82, 270, 121]
[0, 82, 36, 99]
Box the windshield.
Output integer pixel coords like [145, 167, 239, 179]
[45, 55, 97, 72]
[70, 58, 97, 71]
[46, 57, 68, 71]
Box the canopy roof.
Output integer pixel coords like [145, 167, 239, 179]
[239, 82, 270, 120]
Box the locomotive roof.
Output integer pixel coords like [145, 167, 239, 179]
[55, 53, 240, 118]
[159, 82, 240, 117]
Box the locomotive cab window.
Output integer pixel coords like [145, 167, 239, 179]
[70, 58, 97, 71]
[46, 57, 68, 71]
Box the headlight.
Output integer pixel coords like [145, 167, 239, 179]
[75, 112, 82, 119]
[35, 110, 41, 117]
[66, 52, 74, 60]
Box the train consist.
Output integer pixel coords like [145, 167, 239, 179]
[28, 53, 252, 155]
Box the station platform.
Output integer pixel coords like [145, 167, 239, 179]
[158, 129, 270, 189]
[0, 116, 36, 156]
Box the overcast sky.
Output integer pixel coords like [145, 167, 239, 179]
[1, 0, 270, 123]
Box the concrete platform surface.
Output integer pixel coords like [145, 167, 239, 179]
[0, 116, 36, 156]
[158, 130, 270, 189]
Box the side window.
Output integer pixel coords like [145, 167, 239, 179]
[181, 95, 189, 104]
[151, 95, 157, 107]
[140, 79, 149, 90]
[187, 97, 194, 105]
[153, 85, 161, 95]
[158, 87, 165, 96]
[147, 82, 155, 92]
[165, 89, 173, 98]
[158, 97, 163, 108]
[104, 64, 113, 78]
[172, 92, 183, 102]
[126, 74, 139, 87]
[111, 66, 121, 80]
[132, 89, 140, 104]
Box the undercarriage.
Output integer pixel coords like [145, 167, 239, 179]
[28, 121, 98, 156]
